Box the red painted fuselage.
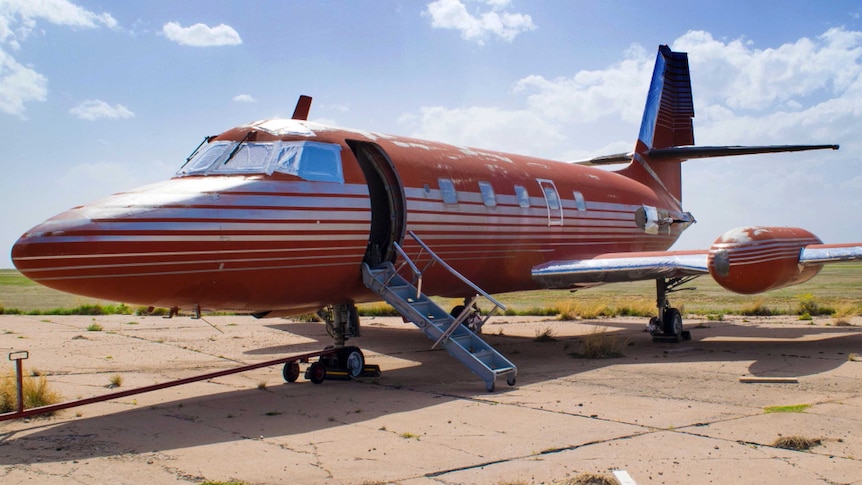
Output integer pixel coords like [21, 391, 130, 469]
[11, 118, 688, 314]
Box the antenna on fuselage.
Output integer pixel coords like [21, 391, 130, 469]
[292, 95, 312, 120]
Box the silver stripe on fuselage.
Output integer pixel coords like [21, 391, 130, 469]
[30, 260, 363, 281]
[74, 221, 371, 233]
[14, 245, 367, 262]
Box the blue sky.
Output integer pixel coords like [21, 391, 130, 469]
[2, 0, 862, 269]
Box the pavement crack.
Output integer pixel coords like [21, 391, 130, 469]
[423, 430, 653, 479]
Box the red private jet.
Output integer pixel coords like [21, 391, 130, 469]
[12, 46, 861, 390]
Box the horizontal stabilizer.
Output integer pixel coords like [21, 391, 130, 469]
[532, 251, 708, 289]
[576, 144, 839, 166]
[648, 144, 839, 160]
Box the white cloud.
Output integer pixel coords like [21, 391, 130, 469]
[0, 0, 117, 41]
[673, 29, 862, 113]
[425, 0, 535, 45]
[0, 49, 47, 116]
[408, 28, 862, 152]
[401, 105, 564, 156]
[69, 99, 134, 121]
[0, 0, 117, 117]
[402, 28, 862, 248]
[161, 21, 242, 47]
[233, 93, 256, 103]
[515, 44, 652, 125]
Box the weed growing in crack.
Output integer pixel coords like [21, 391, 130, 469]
[533, 327, 557, 342]
[772, 435, 821, 451]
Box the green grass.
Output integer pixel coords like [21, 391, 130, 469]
[764, 404, 810, 413]
[2, 265, 862, 316]
[0, 270, 38, 287]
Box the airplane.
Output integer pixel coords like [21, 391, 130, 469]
[11, 45, 862, 390]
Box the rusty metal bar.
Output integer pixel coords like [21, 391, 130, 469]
[0, 347, 339, 422]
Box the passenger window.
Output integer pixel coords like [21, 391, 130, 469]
[573, 191, 586, 211]
[514, 185, 530, 208]
[438, 178, 458, 204]
[478, 181, 496, 207]
[542, 186, 560, 210]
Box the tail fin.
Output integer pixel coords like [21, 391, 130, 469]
[611, 45, 837, 206]
[618, 45, 693, 207]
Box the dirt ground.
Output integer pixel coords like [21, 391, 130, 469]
[1, 313, 861, 484]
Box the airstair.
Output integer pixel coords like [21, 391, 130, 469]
[361, 231, 517, 392]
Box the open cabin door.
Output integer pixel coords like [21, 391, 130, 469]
[348, 140, 406, 266]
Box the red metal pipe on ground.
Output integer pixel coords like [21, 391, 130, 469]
[0, 348, 338, 422]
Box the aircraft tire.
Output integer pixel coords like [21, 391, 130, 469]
[283, 361, 300, 383]
[308, 362, 327, 384]
[339, 346, 365, 378]
[662, 308, 683, 342]
[450, 305, 465, 318]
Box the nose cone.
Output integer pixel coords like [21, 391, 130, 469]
[13, 209, 78, 267]
[12, 205, 109, 297]
[9, 177, 206, 303]
[11, 175, 372, 312]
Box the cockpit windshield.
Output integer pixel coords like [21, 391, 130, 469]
[177, 140, 343, 183]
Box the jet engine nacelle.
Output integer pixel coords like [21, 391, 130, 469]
[708, 226, 823, 294]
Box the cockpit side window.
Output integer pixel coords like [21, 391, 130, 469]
[272, 142, 343, 182]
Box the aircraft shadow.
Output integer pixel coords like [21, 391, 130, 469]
[258, 318, 862, 383]
[1, 318, 858, 464]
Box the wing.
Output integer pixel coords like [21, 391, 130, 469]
[800, 243, 862, 264]
[532, 241, 862, 291]
[531, 250, 708, 289]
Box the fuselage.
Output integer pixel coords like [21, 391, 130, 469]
[12, 119, 689, 314]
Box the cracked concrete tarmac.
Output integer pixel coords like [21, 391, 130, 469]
[1, 314, 861, 484]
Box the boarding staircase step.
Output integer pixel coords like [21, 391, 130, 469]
[362, 262, 517, 392]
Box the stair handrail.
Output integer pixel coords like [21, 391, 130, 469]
[433, 295, 480, 349]
[391, 241, 423, 298]
[402, 231, 506, 312]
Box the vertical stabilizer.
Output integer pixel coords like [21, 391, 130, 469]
[619, 45, 694, 207]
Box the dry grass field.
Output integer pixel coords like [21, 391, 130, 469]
[2, 264, 861, 318]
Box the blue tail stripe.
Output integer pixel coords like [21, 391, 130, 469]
[637, 46, 694, 150]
